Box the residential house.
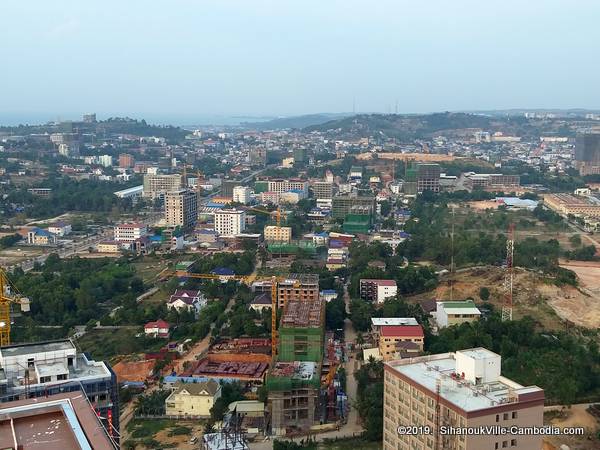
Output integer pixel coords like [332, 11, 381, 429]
[144, 320, 171, 338]
[250, 293, 272, 312]
[435, 300, 481, 328]
[47, 221, 72, 237]
[27, 228, 57, 245]
[167, 289, 207, 316]
[165, 380, 221, 417]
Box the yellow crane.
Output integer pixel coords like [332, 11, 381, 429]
[161, 269, 298, 359]
[0, 268, 30, 346]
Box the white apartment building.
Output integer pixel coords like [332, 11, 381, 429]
[267, 179, 309, 196]
[98, 155, 113, 167]
[233, 186, 253, 204]
[214, 209, 246, 236]
[114, 223, 147, 242]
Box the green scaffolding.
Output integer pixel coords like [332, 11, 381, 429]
[278, 326, 323, 363]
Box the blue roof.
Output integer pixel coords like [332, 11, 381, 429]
[31, 228, 54, 237]
[197, 229, 216, 234]
[399, 231, 411, 238]
[314, 232, 329, 237]
[164, 375, 237, 384]
[206, 202, 226, 208]
[321, 289, 337, 295]
[211, 267, 235, 276]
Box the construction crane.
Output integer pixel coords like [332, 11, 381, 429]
[0, 268, 30, 346]
[502, 224, 515, 321]
[161, 269, 299, 359]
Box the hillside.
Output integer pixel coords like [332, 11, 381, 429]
[303, 112, 572, 140]
[241, 113, 351, 130]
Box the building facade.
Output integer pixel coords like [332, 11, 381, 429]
[383, 349, 544, 450]
[214, 209, 246, 236]
[264, 225, 292, 243]
[276, 274, 319, 309]
[114, 223, 147, 242]
[165, 380, 221, 417]
[360, 279, 398, 304]
[435, 300, 481, 328]
[143, 173, 183, 198]
[164, 189, 198, 228]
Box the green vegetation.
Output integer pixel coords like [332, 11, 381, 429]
[11, 254, 144, 328]
[479, 286, 490, 301]
[0, 233, 21, 249]
[210, 382, 245, 421]
[134, 390, 170, 416]
[354, 357, 384, 441]
[3, 177, 139, 220]
[428, 316, 600, 405]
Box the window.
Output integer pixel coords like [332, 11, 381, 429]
[502, 441, 508, 448]
[512, 411, 518, 419]
[510, 439, 517, 447]
[57, 374, 67, 381]
[496, 414, 500, 422]
[503, 413, 509, 420]
[495, 444, 499, 450]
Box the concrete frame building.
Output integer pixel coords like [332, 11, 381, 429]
[232, 186, 253, 204]
[264, 225, 292, 243]
[164, 189, 198, 228]
[311, 181, 334, 200]
[214, 209, 246, 237]
[143, 173, 183, 198]
[114, 223, 147, 242]
[331, 195, 375, 219]
[276, 274, 319, 309]
[383, 348, 544, 450]
[360, 279, 398, 304]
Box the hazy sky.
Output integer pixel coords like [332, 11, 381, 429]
[1, 0, 600, 123]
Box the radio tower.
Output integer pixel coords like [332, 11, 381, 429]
[502, 224, 515, 321]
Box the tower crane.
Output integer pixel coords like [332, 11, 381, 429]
[158, 269, 299, 359]
[0, 268, 30, 346]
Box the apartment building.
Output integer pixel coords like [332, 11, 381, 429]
[416, 164, 441, 193]
[311, 181, 334, 200]
[378, 324, 424, 361]
[331, 195, 375, 219]
[264, 225, 292, 243]
[435, 300, 481, 328]
[118, 153, 135, 168]
[164, 189, 198, 228]
[143, 173, 183, 198]
[360, 279, 398, 304]
[276, 274, 319, 308]
[214, 209, 246, 236]
[233, 185, 252, 204]
[0, 339, 119, 436]
[114, 223, 147, 242]
[266, 178, 309, 196]
[383, 348, 544, 450]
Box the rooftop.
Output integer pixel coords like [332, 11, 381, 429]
[281, 299, 324, 328]
[270, 361, 317, 380]
[361, 279, 397, 286]
[0, 339, 75, 358]
[380, 324, 424, 338]
[438, 300, 481, 315]
[372, 318, 419, 327]
[386, 349, 543, 413]
[278, 273, 319, 285]
[0, 392, 116, 450]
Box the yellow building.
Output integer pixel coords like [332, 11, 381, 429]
[264, 225, 292, 243]
[165, 380, 221, 417]
[96, 241, 121, 253]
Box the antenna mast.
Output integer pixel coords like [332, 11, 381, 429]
[502, 224, 515, 321]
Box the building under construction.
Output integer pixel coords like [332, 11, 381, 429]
[276, 274, 319, 308]
[267, 297, 326, 435]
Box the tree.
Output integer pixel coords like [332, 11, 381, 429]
[479, 287, 490, 301]
[349, 300, 373, 332]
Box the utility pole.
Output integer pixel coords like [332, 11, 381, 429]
[502, 224, 515, 321]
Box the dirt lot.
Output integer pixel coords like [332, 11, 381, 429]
[431, 266, 600, 330]
[0, 246, 45, 267]
[543, 405, 600, 450]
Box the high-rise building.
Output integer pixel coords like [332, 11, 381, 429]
[221, 180, 242, 198]
[331, 195, 375, 219]
[575, 133, 600, 175]
[311, 181, 334, 200]
[164, 189, 198, 228]
[249, 148, 267, 167]
[232, 186, 252, 204]
[416, 163, 441, 193]
[276, 274, 319, 308]
[119, 153, 135, 168]
[214, 209, 246, 236]
[0, 339, 119, 439]
[383, 348, 544, 450]
[98, 155, 113, 167]
[143, 173, 183, 198]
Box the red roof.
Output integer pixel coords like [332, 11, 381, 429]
[380, 325, 424, 338]
[145, 319, 170, 329]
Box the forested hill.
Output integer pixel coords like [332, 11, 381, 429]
[303, 112, 572, 140]
[241, 113, 351, 130]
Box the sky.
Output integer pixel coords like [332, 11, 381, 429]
[1, 0, 600, 124]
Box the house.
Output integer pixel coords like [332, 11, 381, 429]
[250, 293, 272, 312]
[26, 228, 57, 245]
[167, 289, 207, 315]
[435, 300, 481, 328]
[47, 221, 72, 237]
[359, 279, 397, 304]
[144, 319, 171, 338]
[378, 324, 424, 361]
[211, 267, 236, 282]
[165, 380, 221, 417]
[319, 290, 337, 302]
